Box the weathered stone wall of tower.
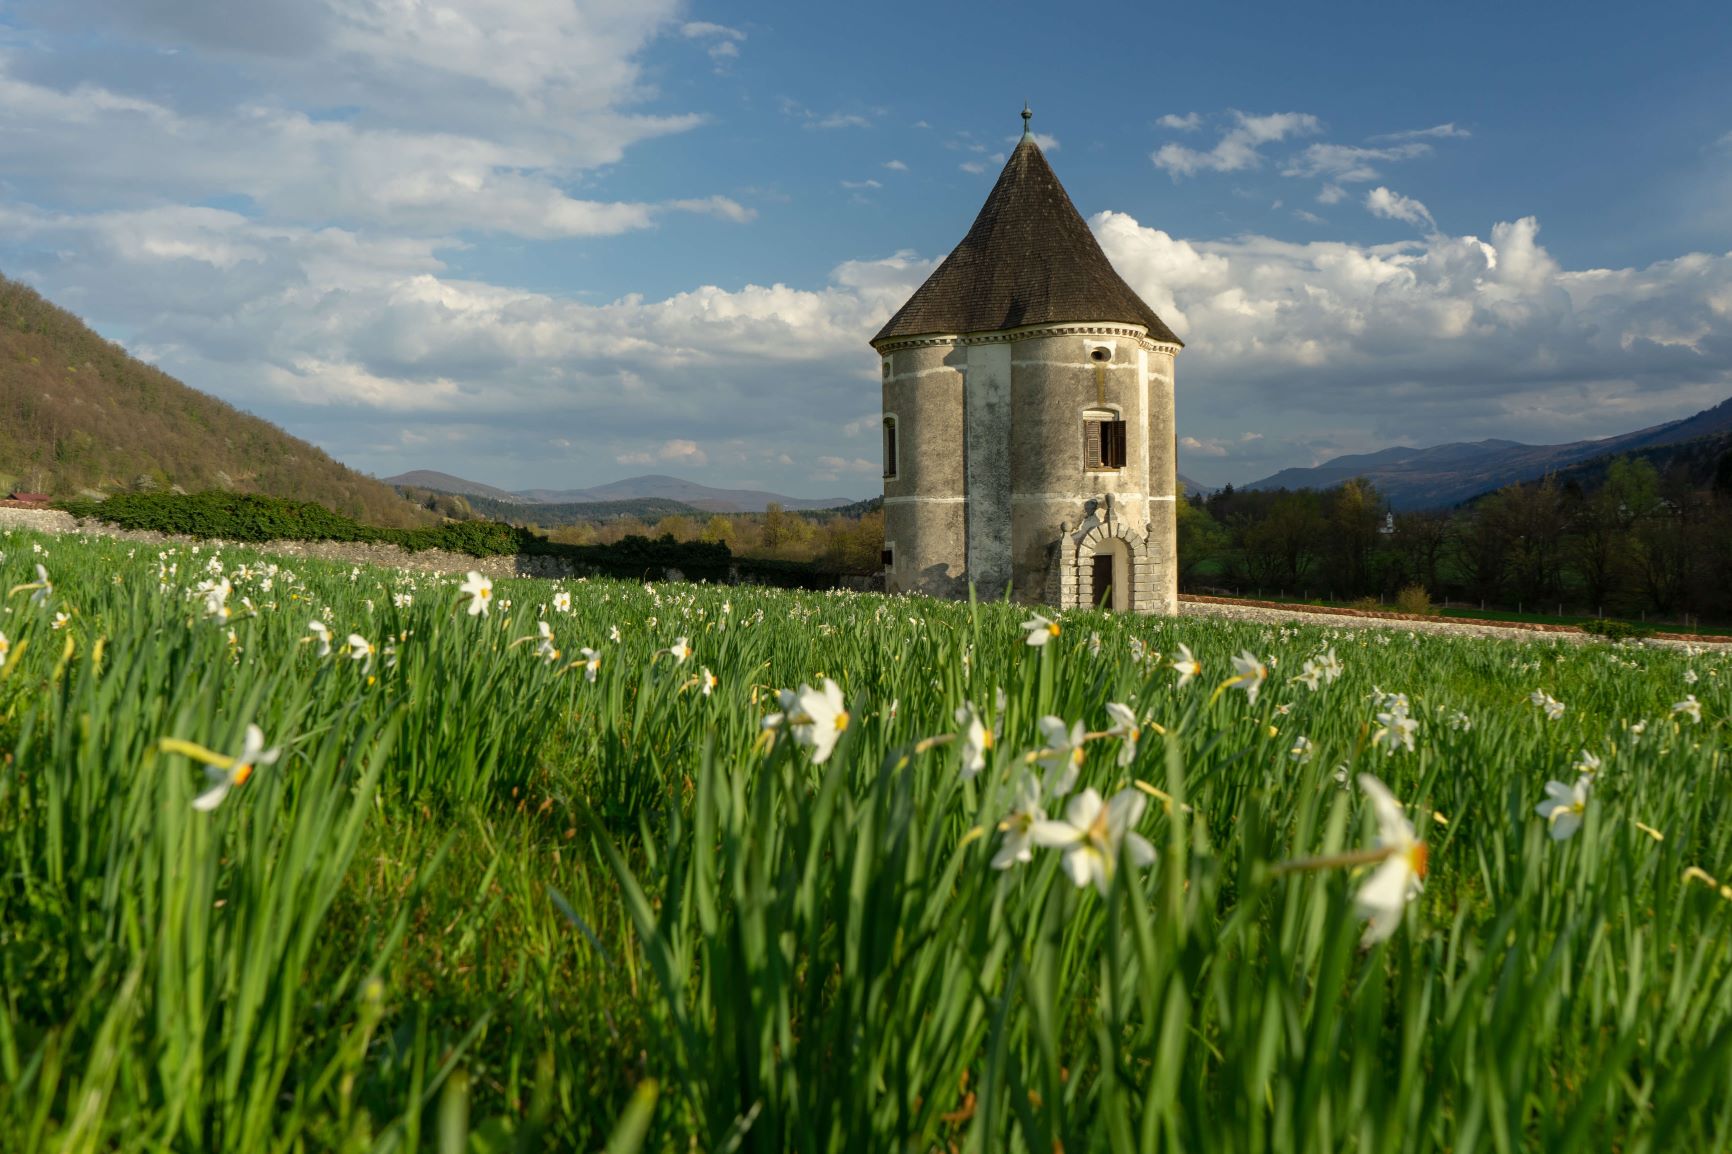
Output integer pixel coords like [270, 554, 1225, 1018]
[881, 342, 967, 597]
[1144, 347, 1180, 614]
[962, 341, 1013, 599]
[1006, 326, 1156, 607]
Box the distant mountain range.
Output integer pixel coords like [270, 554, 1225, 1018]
[1176, 473, 1213, 497]
[387, 470, 860, 514]
[1243, 398, 1732, 509]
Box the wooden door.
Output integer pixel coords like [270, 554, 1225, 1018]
[1092, 553, 1113, 610]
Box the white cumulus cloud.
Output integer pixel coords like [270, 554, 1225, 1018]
[1364, 187, 1436, 231]
[1153, 111, 1321, 178]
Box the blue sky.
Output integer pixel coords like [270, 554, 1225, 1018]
[2, 0, 1730, 494]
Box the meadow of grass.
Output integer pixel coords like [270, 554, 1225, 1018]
[2, 528, 1730, 1152]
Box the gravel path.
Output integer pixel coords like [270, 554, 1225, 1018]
[1180, 599, 1727, 650]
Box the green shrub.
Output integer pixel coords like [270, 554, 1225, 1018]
[64, 491, 534, 556]
[1395, 584, 1439, 616]
[66, 492, 850, 587]
[1580, 617, 1656, 641]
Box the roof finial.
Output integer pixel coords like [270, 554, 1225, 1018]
[1021, 102, 1032, 139]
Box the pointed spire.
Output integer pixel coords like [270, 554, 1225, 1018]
[871, 125, 1181, 347]
[1021, 102, 1033, 139]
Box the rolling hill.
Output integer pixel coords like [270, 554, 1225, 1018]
[515, 474, 859, 513]
[389, 470, 861, 514]
[454, 493, 713, 527]
[0, 274, 432, 527]
[386, 470, 530, 505]
[1244, 397, 1732, 509]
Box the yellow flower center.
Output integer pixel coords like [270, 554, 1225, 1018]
[835, 711, 850, 733]
[1047, 623, 1061, 637]
[1407, 842, 1429, 879]
[233, 762, 254, 787]
[982, 730, 994, 750]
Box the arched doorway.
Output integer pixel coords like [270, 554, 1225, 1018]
[1086, 536, 1133, 612]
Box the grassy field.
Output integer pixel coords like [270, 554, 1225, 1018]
[3, 528, 1731, 1152]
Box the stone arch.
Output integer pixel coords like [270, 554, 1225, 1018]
[1061, 521, 1147, 613]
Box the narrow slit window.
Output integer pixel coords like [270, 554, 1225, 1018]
[883, 417, 898, 480]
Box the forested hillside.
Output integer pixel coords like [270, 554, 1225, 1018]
[0, 274, 432, 527]
[1184, 446, 1732, 622]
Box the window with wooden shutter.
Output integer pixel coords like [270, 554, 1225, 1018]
[1102, 420, 1127, 469]
[1083, 410, 1124, 471]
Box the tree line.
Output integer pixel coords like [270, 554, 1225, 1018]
[1180, 454, 1732, 623]
[544, 505, 887, 575]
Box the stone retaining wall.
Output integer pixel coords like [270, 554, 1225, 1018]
[0, 508, 78, 533]
[2, 512, 759, 585]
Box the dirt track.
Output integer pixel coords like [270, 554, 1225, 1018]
[1181, 595, 1729, 648]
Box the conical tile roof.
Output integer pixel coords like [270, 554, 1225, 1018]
[872, 134, 1180, 346]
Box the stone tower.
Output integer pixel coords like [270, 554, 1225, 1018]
[871, 110, 1183, 614]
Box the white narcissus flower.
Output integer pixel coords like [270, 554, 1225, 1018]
[609, 625, 621, 643]
[793, 679, 851, 763]
[51, 612, 69, 631]
[667, 637, 692, 664]
[1530, 689, 1565, 721]
[1035, 716, 1088, 795]
[1172, 643, 1201, 688]
[1227, 651, 1268, 704]
[1021, 614, 1061, 647]
[698, 667, 717, 696]
[1573, 749, 1602, 775]
[991, 774, 1047, 870]
[1535, 775, 1592, 840]
[458, 571, 493, 617]
[192, 725, 281, 812]
[0, 630, 9, 662]
[197, 578, 232, 622]
[1374, 706, 1419, 754]
[1313, 648, 1344, 683]
[553, 590, 572, 613]
[1104, 702, 1142, 768]
[577, 647, 601, 682]
[393, 592, 413, 609]
[955, 702, 996, 779]
[534, 621, 560, 663]
[1354, 774, 1428, 945]
[1289, 735, 1314, 762]
[766, 680, 851, 764]
[1030, 787, 1156, 895]
[307, 620, 332, 657]
[347, 633, 376, 674]
[1674, 694, 1702, 723]
[11, 562, 53, 606]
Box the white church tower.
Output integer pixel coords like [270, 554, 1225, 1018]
[871, 108, 1183, 614]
